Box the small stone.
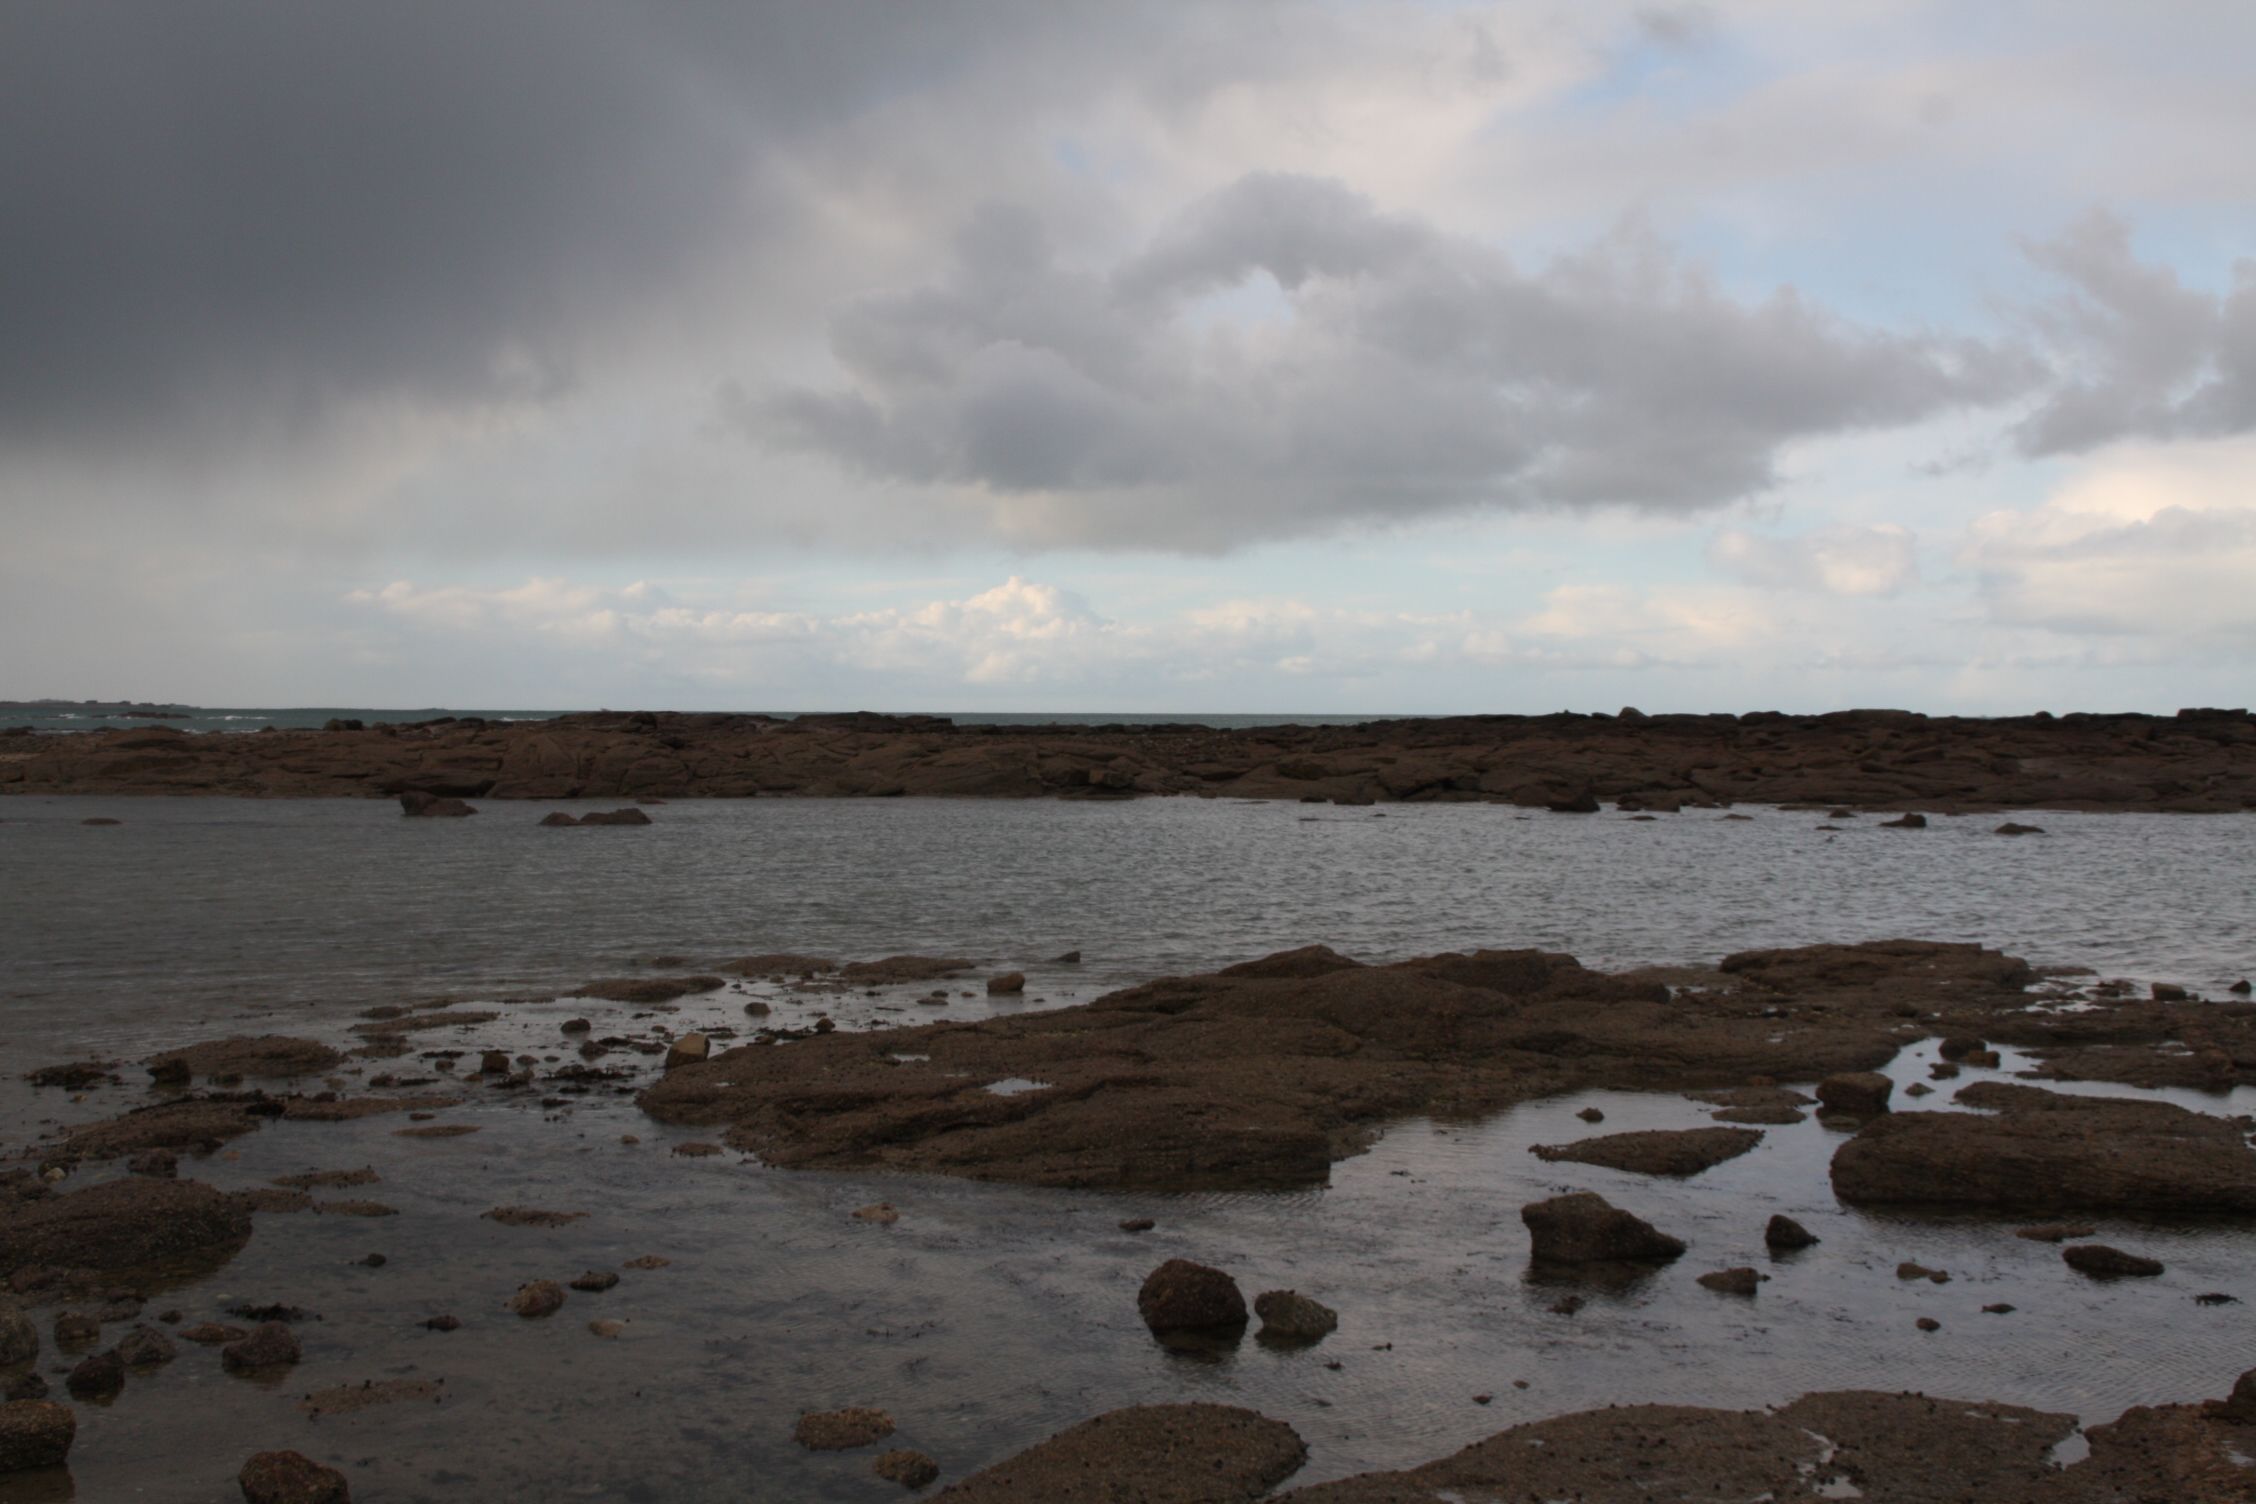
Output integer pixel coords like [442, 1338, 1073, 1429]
[479, 1050, 510, 1074]
[2229, 980, 2252, 996]
[1547, 1294, 1585, 1316]
[2016, 1223, 2096, 1243]
[1962, 1049, 2002, 1069]
[985, 972, 1026, 995]
[623, 1255, 670, 1270]
[0, 1303, 34, 1366]
[587, 1319, 626, 1339]
[1880, 812, 1927, 829]
[420, 1315, 461, 1332]
[52, 1311, 98, 1348]
[794, 1407, 896, 1451]
[180, 1322, 249, 1345]
[507, 1281, 566, 1318]
[2152, 982, 2189, 1002]
[1896, 1262, 1950, 1284]
[852, 1203, 900, 1225]
[672, 1141, 722, 1157]
[1904, 1082, 1933, 1097]
[0, 1400, 77, 1472]
[2196, 1292, 2241, 1306]
[1253, 1290, 1338, 1342]
[239, 1448, 352, 1504]
[1916, 1316, 1942, 1332]
[663, 1033, 710, 1070]
[66, 1348, 124, 1401]
[560, 1018, 592, 1033]
[1576, 1107, 1605, 1123]
[1697, 1267, 1764, 1296]
[2063, 1244, 2165, 1278]
[873, 1448, 940, 1489]
[222, 1323, 302, 1373]
[358, 1254, 387, 1268]
[1983, 1303, 2016, 1314]
[1118, 1217, 1155, 1233]
[569, 1270, 619, 1293]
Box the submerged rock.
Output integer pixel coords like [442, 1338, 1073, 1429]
[2064, 1244, 2166, 1278]
[65, 1348, 123, 1401]
[1531, 1127, 1762, 1177]
[507, 1281, 566, 1318]
[115, 1324, 176, 1366]
[0, 1303, 34, 1366]
[937, 1403, 1304, 1502]
[146, 1037, 341, 1081]
[1521, 1192, 1684, 1265]
[1137, 1260, 1248, 1333]
[239, 1449, 352, 1503]
[794, 1407, 895, 1451]
[221, 1323, 301, 1374]
[1697, 1267, 1764, 1296]
[874, 1448, 940, 1488]
[398, 791, 475, 817]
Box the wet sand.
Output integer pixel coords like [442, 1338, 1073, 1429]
[7, 941, 2256, 1500]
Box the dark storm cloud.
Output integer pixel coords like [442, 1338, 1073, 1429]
[749, 174, 2039, 548]
[0, 1, 1077, 443]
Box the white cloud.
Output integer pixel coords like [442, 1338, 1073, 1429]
[1708, 522, 1918, 596]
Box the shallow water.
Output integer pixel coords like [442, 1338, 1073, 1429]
[2, 796, 2255, 1501]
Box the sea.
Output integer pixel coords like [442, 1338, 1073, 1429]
[0, 702, 1395, 734]
[2, 790, 2253, 1499]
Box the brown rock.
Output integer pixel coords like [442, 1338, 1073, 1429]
[313, 1200, 396, 1218]
[663, 1033, 710, 1070]
[1531, 1126, 1762, 1177]
[1994, 822, 2045, 836]
[2064, 1244, 2165, 1278]
[507, 1281, 566, 1318]
[51, 1312, 97, 1349]
[1816, 1072, 1893, 1116]
[1697, 1266, 1764, 1295]
[577, 807, 652, 825]
[1896, 1262, 1950, 1283]
[1521, 1192, 1684, 1265]
[2016, 1223, 2097, 1242]
[538, 811, 580, 827]
[239, 1449, 351, 1503]
[937, 1403, 1304, 1502]
[0, 1400, 77, 1474]
[1764, 1215, 1819, 1250]
[1832, 1084, 2256, 1214]
[115, 1324, 176, 1366]
[0, 1303, 34, 1366]
[1137, 1260, 1247, 1333]
[65, 1348, 123, 1400]
[1880, 812, 1927, 828]
[986, 972, 1027, 995]
[795, 1407, 896, 1450]
[147, 1037, 341, 1081]
[852, 1203, 900, 1225]
[1, 1177, 253, 1282]
[180, 1322, 248, 1344]
[481, 1207, 586, 1228]
[874, 1448, 940, 1488]
[1253, 1290, 1338, 1342]
[574, 976, 725, 1003]
[221, 1322, 301, 1373]
[568, 1270, 619, 1292]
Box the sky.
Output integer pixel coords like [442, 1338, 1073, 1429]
[2, 1, 2252, 715]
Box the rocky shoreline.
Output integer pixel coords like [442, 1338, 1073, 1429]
[5, 705, 2255, 810]
[7, 937, 2256, 1499]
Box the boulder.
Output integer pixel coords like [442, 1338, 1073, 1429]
[1521, 1192, 1685, 1265]
[578, 808, 652, 826]
[1816, 1072, 1893, 1116]
[0, 1400, 76, 1474]
[508, 1281, 567, 1318]
[663, 1034, 710, 1071]
[1880, 812, 1927, 828]
[2063, 1245, 2165, 1278]
[1764, 1215, 1819, 1251]
[240, 1449, 352, 1503]
[1137, 1259, 1247, 1333]
[65, 1348, 123, 1401]
[1253, 1290, 1338, 1343]
[221, 1323, 302, 1373]
[986, 972, 1027, 995]
[1531, 1127, 1762, 1177]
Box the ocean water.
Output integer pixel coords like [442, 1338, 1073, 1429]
[2, 796, 2254, 1501]
[0, 703, 1396, 734]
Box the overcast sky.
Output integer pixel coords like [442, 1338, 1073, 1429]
[3, 1, 2252, 713]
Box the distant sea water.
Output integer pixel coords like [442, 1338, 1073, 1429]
[0, 702, 1396, 734]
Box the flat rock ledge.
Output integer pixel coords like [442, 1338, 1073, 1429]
[1830, 1082, 2256, 1214]
[935, 1403, 1305, 1503]
[640, 938, 2075, 1193]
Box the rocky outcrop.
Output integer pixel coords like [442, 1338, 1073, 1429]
[10, 707, 2252, 812]
[1531, 1126, 1762, 1177]
[1, 1177, 254, 1285]
[640, 940, 2055, 1192]
[935, 1404, 1305, 1502]
[1521, 1192, 1685, 1265]
[1831, 1083, 2256, 1214]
